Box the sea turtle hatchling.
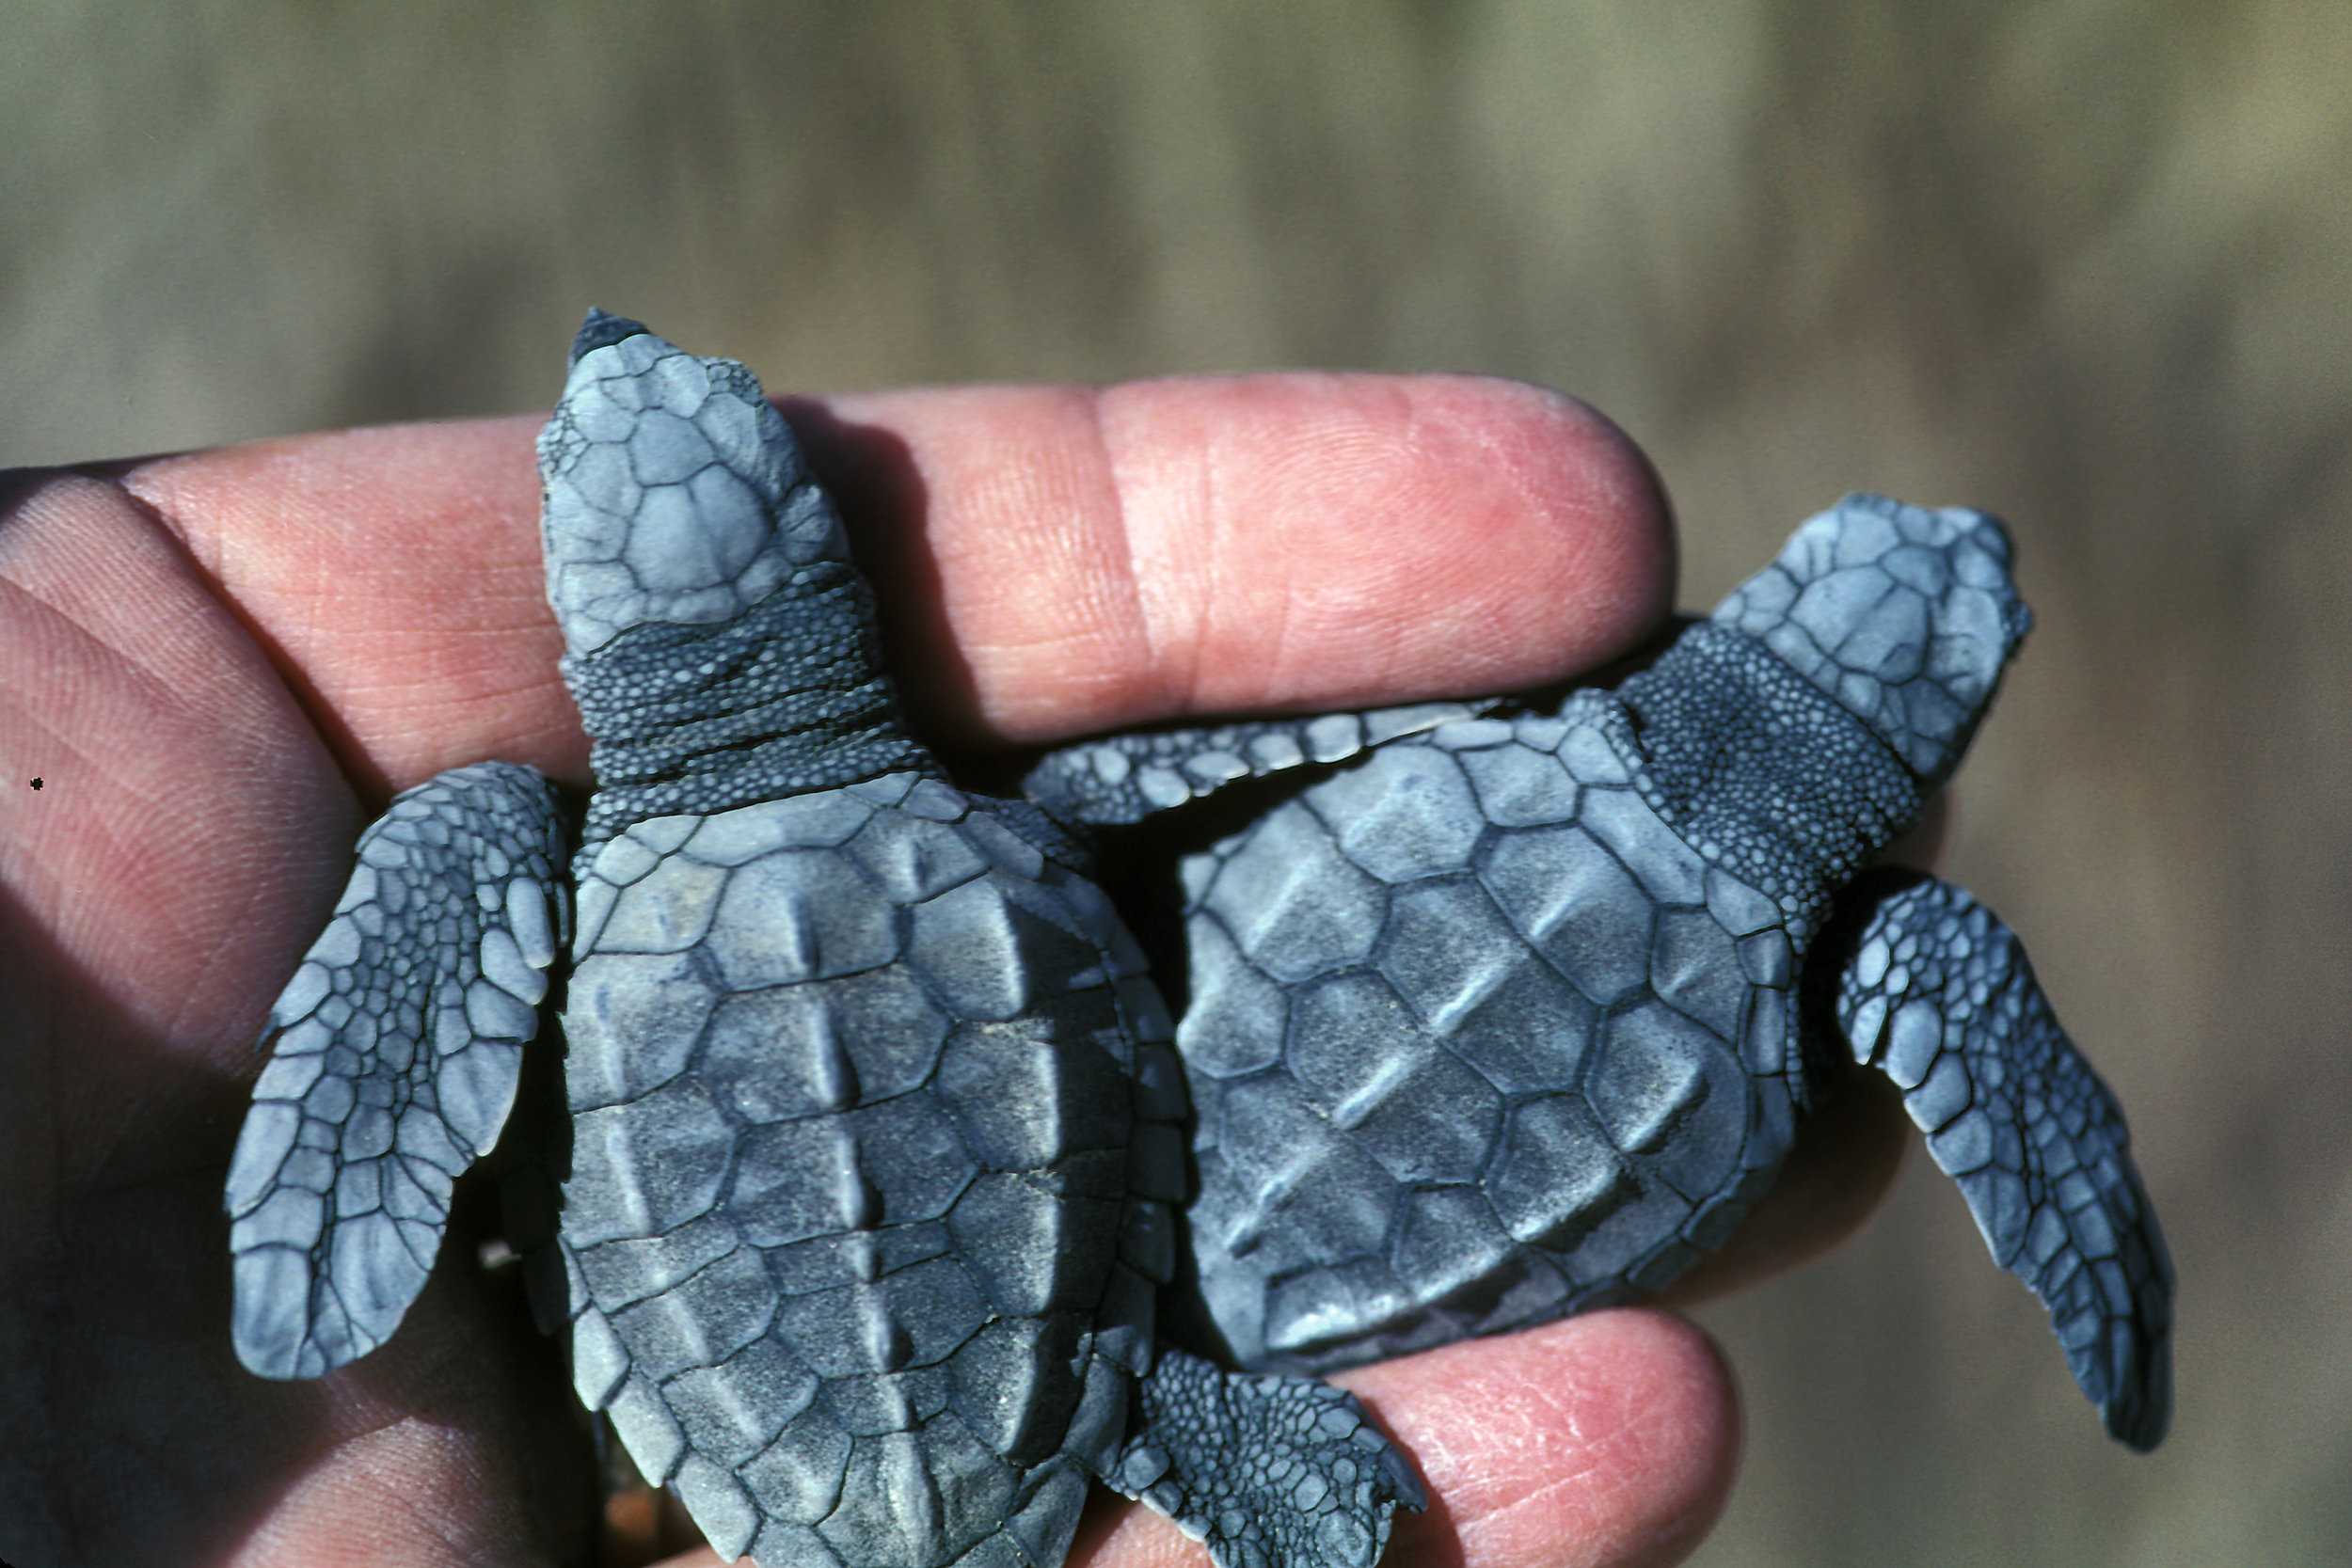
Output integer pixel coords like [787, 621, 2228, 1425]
[223, 311, 1422, 1568]
[1025, 494, 2174, 1451]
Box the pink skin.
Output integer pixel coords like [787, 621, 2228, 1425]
[0, 372, 1904, 1568]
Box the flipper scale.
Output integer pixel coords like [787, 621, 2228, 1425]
[1831, 868, 2174, 1449]
[226, 760, 567, 1378]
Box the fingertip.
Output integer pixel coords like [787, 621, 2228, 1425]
[1344, 1309, 1739, 1568]
[1090, 371, 1677, 723]
[1391, 373, 1677, 674]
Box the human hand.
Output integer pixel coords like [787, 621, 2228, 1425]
[0, 370, 1907, 1567]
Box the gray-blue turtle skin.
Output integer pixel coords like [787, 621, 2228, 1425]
[1026, 495, 2174, 1452]
[224, 312, 1421, 1568]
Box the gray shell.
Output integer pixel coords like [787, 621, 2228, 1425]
[554, 776, 1178, 1565]
[1178, 693, 1792, 1368]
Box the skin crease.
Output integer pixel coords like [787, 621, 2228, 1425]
[0, 372, 1914, 1568]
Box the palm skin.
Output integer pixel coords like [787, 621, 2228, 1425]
[0, 372, 1906, 1568]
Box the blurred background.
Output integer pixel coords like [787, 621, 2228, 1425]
[6, 3, 2346, 1562]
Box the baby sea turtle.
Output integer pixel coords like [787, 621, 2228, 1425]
[223, 312, 1421, 1568]
[1025, 495, 2174, 1451]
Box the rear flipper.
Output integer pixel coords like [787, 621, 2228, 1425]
[224, 761, 568, 1378]
[1024, 702, 1498, 827]
[1111, 1345, 1424, 1568]
[1829, 868, 2174, 1449]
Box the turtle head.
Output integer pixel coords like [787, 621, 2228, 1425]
[1710, 494, 2033, 791]
[535, 309, 850, 659]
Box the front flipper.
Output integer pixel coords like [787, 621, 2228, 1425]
[1112, 1345, 1423, 1568]
[225, 761, 569, 1379]
[1023, 701, 1499, 826]
[1828, 868, 2174, 1449]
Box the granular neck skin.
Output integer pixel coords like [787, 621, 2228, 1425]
[1615, 620, 1923, 922]
[568, 562, 932, 845]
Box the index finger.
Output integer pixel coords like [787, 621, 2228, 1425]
[119, 372, 1672, 794]
[807, 373, 1673, 745]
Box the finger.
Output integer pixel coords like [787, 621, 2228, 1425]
[109, 418, 580, 802]
[112, 372, 1669, 791]
[1072, 1310, 1738, 1568]
[805, 373, 1671, 744]
[1359, 1311, 1738, 1568]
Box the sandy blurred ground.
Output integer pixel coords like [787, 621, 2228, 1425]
[6, 2, 2348, 1562]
